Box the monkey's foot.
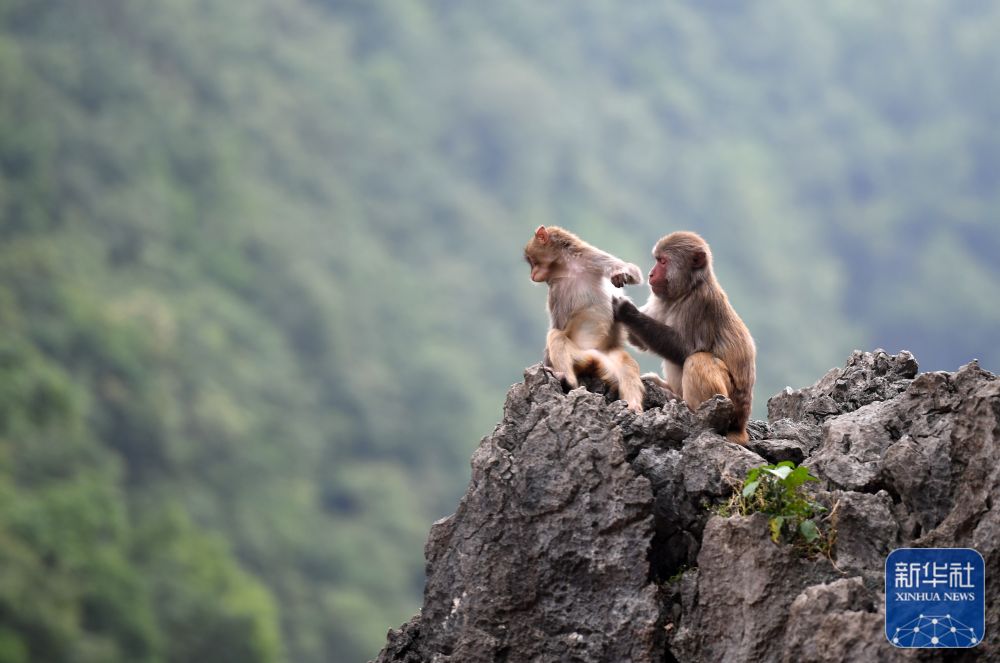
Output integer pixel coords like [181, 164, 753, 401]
[641, 373, 680, 401]
[543, 366, 576, 390]
[640, 372, 669, 388]
[559, 375, 579, 391]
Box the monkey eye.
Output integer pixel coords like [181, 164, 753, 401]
[657, 256, 667, 265]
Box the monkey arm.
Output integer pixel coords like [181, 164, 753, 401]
[612, 298, 690, 365]
[626, 330, 648, 351]
[609, 262, 643, 288]
[590, 250, 643, 287]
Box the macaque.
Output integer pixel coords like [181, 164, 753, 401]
[524, 225, 646, 412]
[613, 231, 755, 443]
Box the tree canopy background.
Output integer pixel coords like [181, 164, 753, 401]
[1, 1, 999, 661]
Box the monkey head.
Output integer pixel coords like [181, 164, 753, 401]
[524, 225, 570, 283]
[648, 231, 712, 300]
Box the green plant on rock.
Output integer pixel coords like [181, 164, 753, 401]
[719, 461, 834, 556]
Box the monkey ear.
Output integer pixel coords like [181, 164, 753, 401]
[692, 250, 707, 270]
[534, 225, 549, 243]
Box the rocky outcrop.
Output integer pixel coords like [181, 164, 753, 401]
[374, 351, 998, 662]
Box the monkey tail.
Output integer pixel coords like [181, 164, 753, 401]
[573, 349, 645, 413]
[727, 384, 752, 445]
[546, 330, 645, 412]
[547, 330, 617, 389]
[572, 349, 616, 381]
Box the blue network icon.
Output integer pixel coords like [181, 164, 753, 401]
[890, 614, 979, 648]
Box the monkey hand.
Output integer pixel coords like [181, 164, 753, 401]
[610, 264, 642, 288]
[612, 296, 640, 322]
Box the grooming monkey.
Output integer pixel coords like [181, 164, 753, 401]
[613, 231, 755, 443]
[524, 225, 646, 412]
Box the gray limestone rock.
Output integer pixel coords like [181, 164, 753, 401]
[782, 577, 895, 663]
[667, 513, 841, 661]
[374, 352, 999, 662]
[375, 365, 662, 663]
[767, 349, 918, 424]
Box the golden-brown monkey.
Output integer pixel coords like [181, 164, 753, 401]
[524, 225, 645, 412]
[613, 231, 755, 442]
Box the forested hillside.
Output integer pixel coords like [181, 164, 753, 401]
[2, 1, 999, 662]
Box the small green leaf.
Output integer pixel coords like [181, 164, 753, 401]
[784, 466, 810, 489]
[764, 466, 793, 480]
[775, 460, 796, 469]
[769, 516, 784, 542]
[742, 480, 760, 499]
[799, 519, 819, 542]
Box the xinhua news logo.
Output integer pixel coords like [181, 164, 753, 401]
[885, 548, 985, 648]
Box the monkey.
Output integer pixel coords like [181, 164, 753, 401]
[524, 225, 646, 412]
[612, 231, 756, 443]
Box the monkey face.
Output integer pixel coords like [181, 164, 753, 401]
[524, 243, 557, 283]
[649, 232, 712, 300]
[524, 225, 561, 283]
[526, 255, 552, 282]
[649, 253, 670, 296]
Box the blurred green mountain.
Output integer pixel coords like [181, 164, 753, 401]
[1, 1, 1000, 661]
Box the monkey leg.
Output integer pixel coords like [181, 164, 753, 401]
[680, 352, 732, 409]
[682, 352, 749, 444]
[545, 328, 581, 387]
[610, 348, 645, 412]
